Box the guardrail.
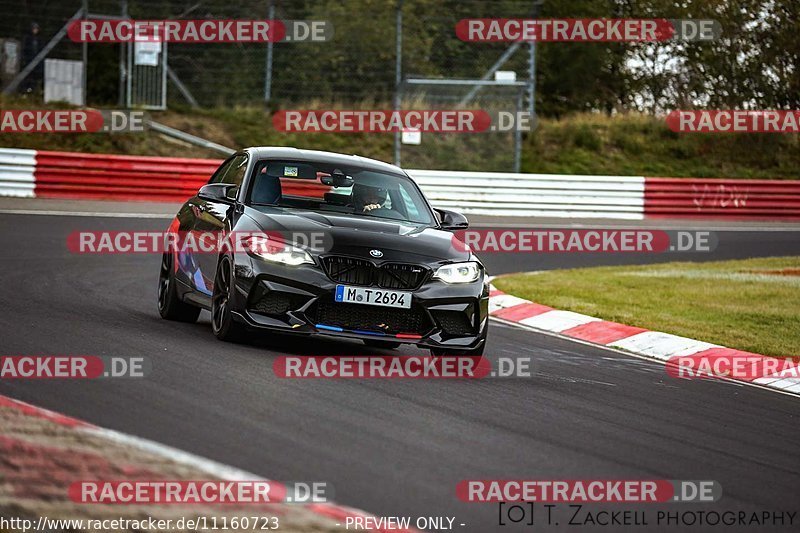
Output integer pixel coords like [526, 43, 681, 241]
[408, 169, 645, 219]
[644, 177, 800, 219]
[0, 148, 36, 198]
[146, 120, 235, 156]
[1, 148, 799, 220]
[34, 151, 220, 202]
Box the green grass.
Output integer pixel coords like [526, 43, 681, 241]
[493, 256, 800, 358]
[523, 113, 800, 178]
[2, 95, 799, 177]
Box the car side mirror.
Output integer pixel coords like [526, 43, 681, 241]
[436, 208, 469, 230]
[198, 183, 238, 203]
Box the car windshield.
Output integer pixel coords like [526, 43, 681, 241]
[246, 159, 434, 225]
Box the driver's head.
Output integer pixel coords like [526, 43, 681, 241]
[353, 183, 387, 208]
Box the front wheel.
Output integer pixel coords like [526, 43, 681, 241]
[211, 256, 247, 342]
[158, 253, 201, 323]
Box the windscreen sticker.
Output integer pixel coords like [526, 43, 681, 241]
[284, 166, 298, 177]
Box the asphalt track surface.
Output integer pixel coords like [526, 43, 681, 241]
[1, 201, 799, 531]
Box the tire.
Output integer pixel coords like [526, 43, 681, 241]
[363, 339, 401, 350]
[211, 256, 247, 342]
[158, 252, 201, 323]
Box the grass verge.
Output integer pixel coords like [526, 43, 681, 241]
[493, 256, 800, 358]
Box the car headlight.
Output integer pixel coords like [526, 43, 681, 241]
[433, 261, 480, 283]
[244, 235, 313, 266]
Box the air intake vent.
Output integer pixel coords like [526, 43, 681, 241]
[322, 256, 428, 290]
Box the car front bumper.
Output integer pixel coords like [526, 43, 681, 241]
[229, 255, 489, 351]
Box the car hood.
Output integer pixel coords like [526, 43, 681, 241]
[243, 207, 470, 264]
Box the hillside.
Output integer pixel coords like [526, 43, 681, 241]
[1, 97, 798, 178]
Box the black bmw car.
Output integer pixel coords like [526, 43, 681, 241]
[158, 147, 488, 355]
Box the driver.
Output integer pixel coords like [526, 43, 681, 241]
[352, 183, 388, 213]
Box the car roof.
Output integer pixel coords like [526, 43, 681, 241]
[242, 147, 406, 176]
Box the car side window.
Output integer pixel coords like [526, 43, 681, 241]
[209, 154, 247, 186]
[209, 157, 236, 184]
[398, 184, 421, 219]
[221, 155, 248, 187]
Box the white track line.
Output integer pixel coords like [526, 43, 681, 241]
[83, 426, 265, 481]
[488, 316, 800, 400]
[1, 394, 396, 529]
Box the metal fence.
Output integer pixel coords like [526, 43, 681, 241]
[0, 0, 543, 170]
[0, 0, 539, 107]
[396, 78, 529, 172]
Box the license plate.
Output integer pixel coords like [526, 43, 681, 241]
[335, 285, 411, 309]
